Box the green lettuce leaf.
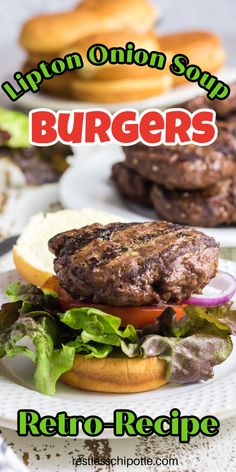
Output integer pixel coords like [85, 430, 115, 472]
[0, 108, 30, 148]
[0, 314, 75, 395]
[0, 288, 75, 396]
[0, 282, 235, 394]
[32, 318, 75, 395]
[6, 282, 59, 316]
[67, 339, 113, 358]
[60, 307, 137, 349]
[160, 304, 236, 338]
[138, 333, 233, 383]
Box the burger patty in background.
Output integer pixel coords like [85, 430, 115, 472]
[112, 161, 152, 206]
[112, 163, 236, 227]
[151, 177, 236, 227]
[181, 82, 236, 118]
[122, 122, 236, 190]
[0, 142, 71, 186]
[112, 85, 236, 227]
[0, 108, 72, 188]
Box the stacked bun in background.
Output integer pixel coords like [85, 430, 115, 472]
[112, 85, 236, 227]
[19, 0, 166, 102]
[19, 0, 225, 102]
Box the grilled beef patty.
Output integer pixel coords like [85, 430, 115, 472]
[151, 177, 236, 227]
[111, 161, 152, 206]
[111, 163, 236, 227]
[123, 122, 236, 190]
[181, 83, 236, 118]
[49, 221, 219, 306]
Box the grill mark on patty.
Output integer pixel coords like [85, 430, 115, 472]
[139, 236, 203, 276]
[130, 226, 185, 245]
[50, 222, 139, 257]
[157, 235, 214, 265]
[86, 246, 128, 270]
[82, 225, 193, 270]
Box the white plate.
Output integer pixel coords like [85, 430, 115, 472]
[0, 183, 59, 238]
[59, 144, 236, 247]
[0, 260, 236, 438]
[16, 67, 236, 112]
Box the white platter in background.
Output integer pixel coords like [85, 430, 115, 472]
[59, 144, 236, 247]
[0, 260, 236, 438]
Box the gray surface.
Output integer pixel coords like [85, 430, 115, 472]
[0, 0, 236, 41]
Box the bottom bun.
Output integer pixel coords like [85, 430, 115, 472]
[22, 60, 73, 98]
[69, 73, 172, 103]
[60, 355, 167, 393]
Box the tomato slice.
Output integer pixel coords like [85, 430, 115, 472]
[56, 283, 186, 328]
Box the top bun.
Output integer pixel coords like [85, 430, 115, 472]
[158, 31, 225, 79]
[13, 208, 127, 287]
[63, 30, 161, 80]
[19, 0, 158, 53]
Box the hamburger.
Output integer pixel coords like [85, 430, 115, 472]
[0, 210, 236, 396]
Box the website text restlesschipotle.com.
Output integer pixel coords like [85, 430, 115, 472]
[72, 455, 178, 468]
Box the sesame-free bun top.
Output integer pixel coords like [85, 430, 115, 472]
[63, 30, 162, 80]
[69, 72, 172, 103]
[19, 0, 158, 53]
[158, 31, 225, 84]
[13, 208, 127, 287]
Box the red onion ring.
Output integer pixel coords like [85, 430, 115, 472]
[184, 271, 236, 307]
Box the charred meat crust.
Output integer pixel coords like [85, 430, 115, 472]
[151, 177, 236, 227]
[181, 83, 236, 118]
[49, 221, 219, 306]
[111, 163, 236, 227]
[111, 161, 152, 206]
[123, 122, 236, 190]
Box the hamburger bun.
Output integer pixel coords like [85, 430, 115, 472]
[69, 71, 172, 102]
[158, 31, 226, 85]
[63, 30, 162, 81]
[19, 0, 158, 53]
[40, 73, 74, 98]
[22, 60, 74, 98]
[13, 209, 127, 287]
[23, 30, 171, 101]
[24, 51, 57, 64]
[61, 354, 167, 393]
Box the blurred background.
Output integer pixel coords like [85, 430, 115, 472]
[0, 0, 235, 93]
[0, 0, 235, 74]
[1, 0, 236, 43]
